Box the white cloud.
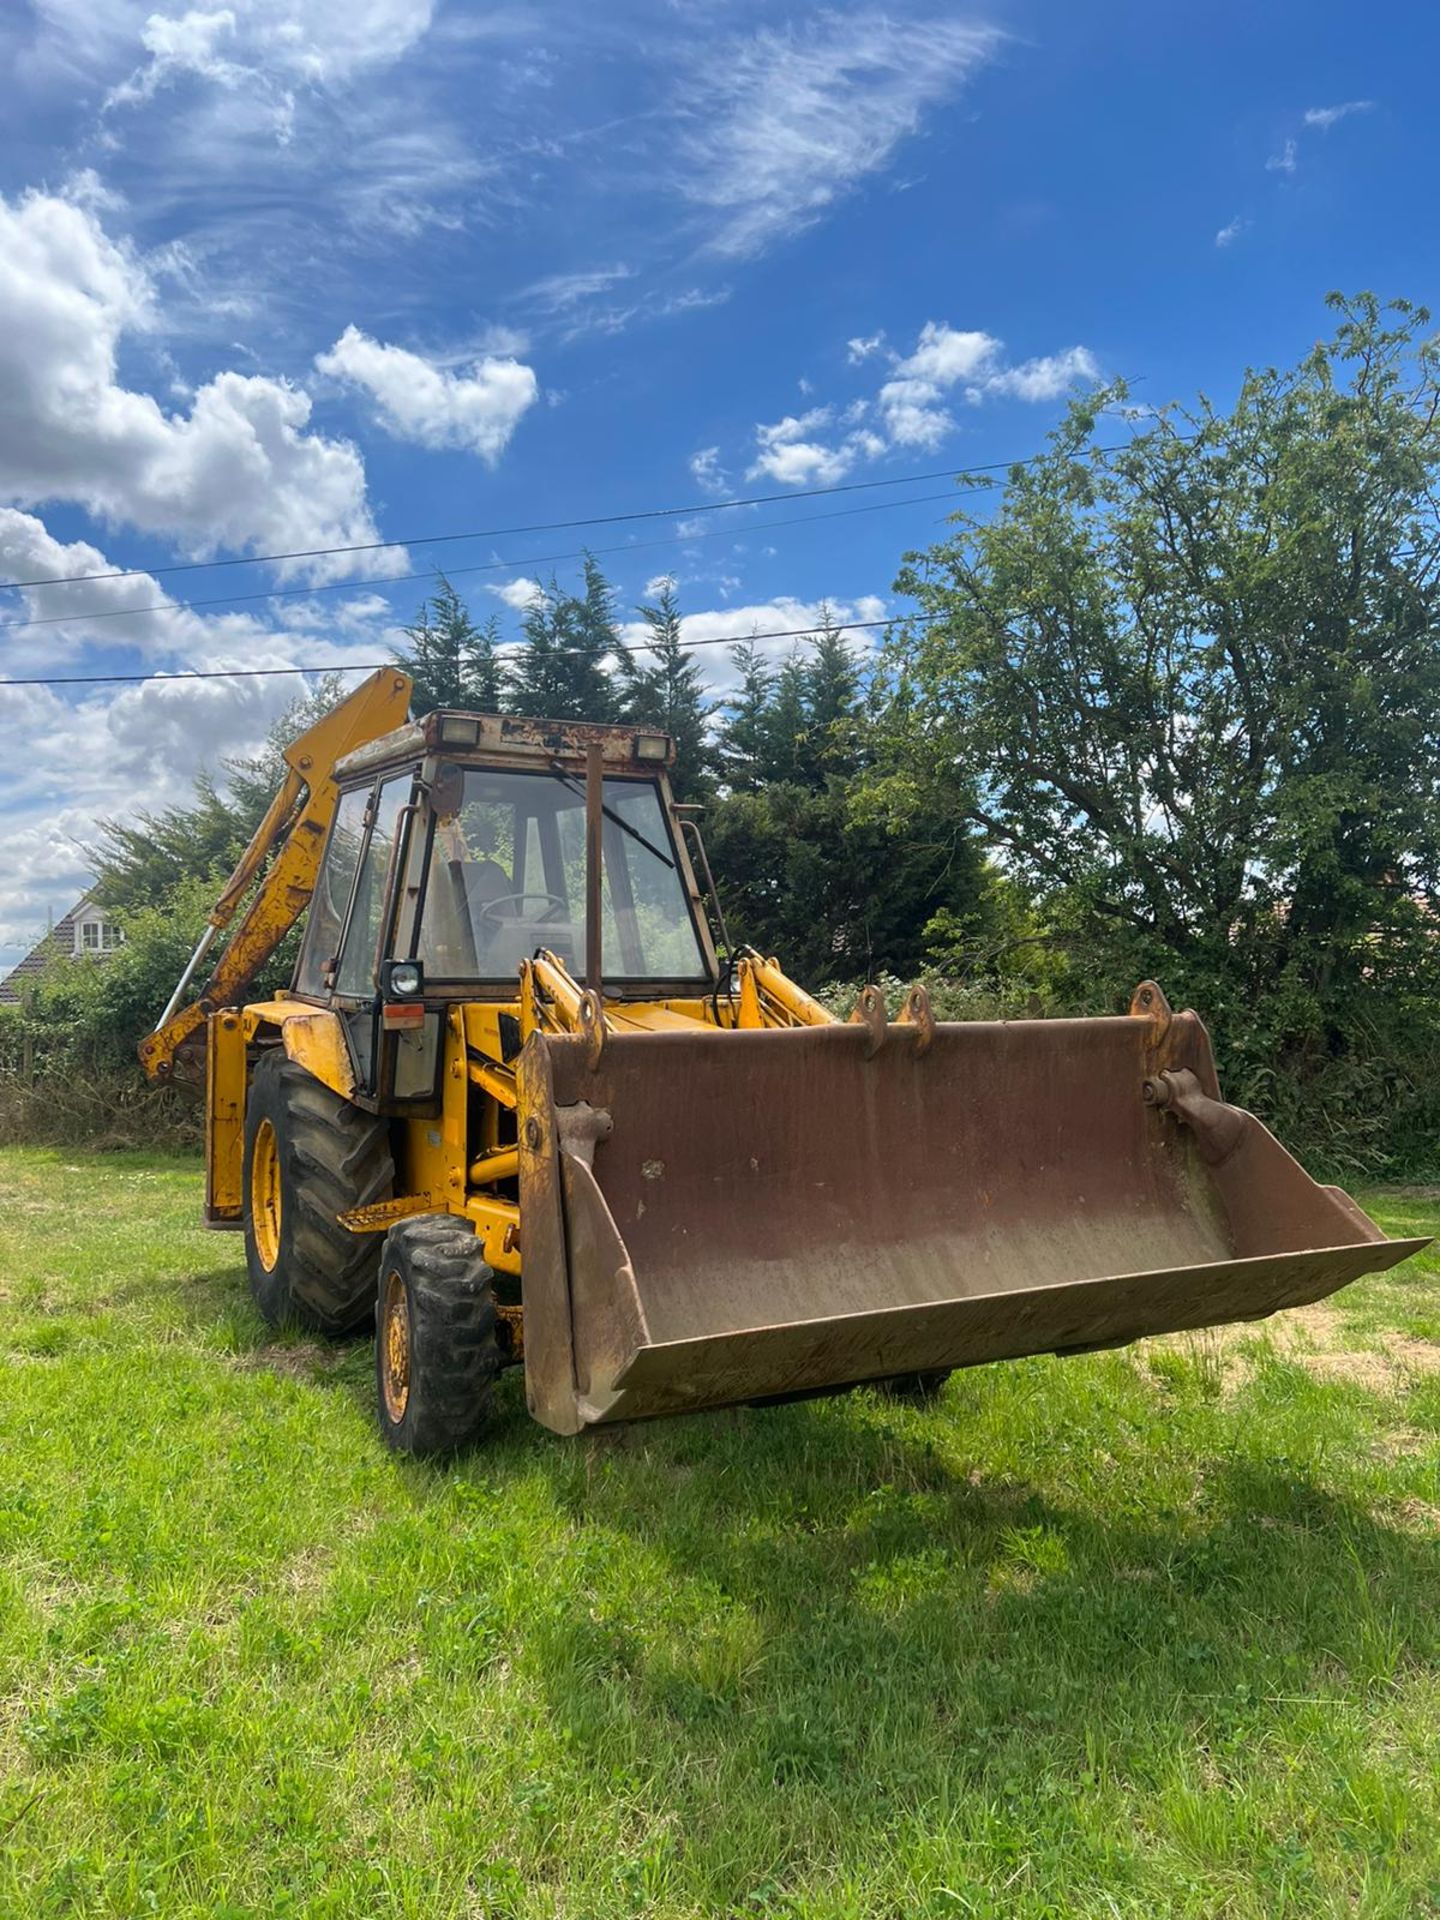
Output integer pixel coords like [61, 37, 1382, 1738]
[106, 9, 242, 108]
[0, 188, 383, 581]
[615, 593, 889, 692]
[24, 3, 511, 288]
[748, 409, 858, 486]
[1304, 100, 1375, 131]
[877, 323, 999, 445]
[689, 447, 730, 496]
[847, 332, 886, 363]
[982, 345, 1102, 402]
[642, 574, 677, 600]
[1266, 137, 1297, 175]
[0, 504, 407, 960]
[314, 326, 540, 463]
[98, 0, 436, 107]
[523, 265, 634, 311]
[0, 665, 311, 957]
[485, 576, 544, 612]
[893, 323, 1000, 387]
[747, 320, 1100, 482]
[676, 11, 1002, 257]
[1215, 215, 1247, 248]
[881, 321, 1097, 420]
[537, 279, 734, 345]
[0, 509, 192, 664]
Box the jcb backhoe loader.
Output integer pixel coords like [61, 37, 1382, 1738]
[142, 668, 1427, 1453]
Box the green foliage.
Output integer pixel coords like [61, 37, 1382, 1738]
[0, 884, 299, 1150]
[88, 675, 347, 913]
[706, 784, 992, 982]
[27, 294, 1440, 1180]
[715, 639, 773, 791]
[8, 683, 345, 1147]
[617, 578, 713, 798]
[396, 576, 503, 716]
[510, 555, 620, 721]
[702, 608, 997, 980]
[887, 293, 1440, 1171]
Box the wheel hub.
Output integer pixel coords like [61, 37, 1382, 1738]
[250, 1116, 282, 1273]
[380, 1269, 410, 1421]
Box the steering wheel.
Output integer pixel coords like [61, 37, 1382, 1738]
[476, 892, 569, 934]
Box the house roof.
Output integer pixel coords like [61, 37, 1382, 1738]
[0, 896, 109, 1004]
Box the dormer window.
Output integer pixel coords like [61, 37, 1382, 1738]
[77, 918, 124, 954]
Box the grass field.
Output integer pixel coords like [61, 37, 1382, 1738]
[2, 1149, 1439, 1919]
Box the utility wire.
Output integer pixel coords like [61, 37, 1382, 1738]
[0, 610, 943, 690]
[0, 486, 961, 638]
[0, 436, 1157, 594]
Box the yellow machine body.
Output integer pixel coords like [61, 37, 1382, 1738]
[144, 670, 1428, 1439]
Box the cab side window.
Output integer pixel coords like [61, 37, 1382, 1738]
[294, 785, 370, 997]
[334, 775, 412, 999]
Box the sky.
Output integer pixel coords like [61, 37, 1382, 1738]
[0, 0, 1434, 972]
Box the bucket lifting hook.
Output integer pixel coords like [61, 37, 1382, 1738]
[896, 982, 936, 1056]
[848, 984, 889, 1058]
[578, 989, 608, 1071]
[1129, 979, 1175, 1074]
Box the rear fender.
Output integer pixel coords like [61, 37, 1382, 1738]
[245, 1004, 358, 1103]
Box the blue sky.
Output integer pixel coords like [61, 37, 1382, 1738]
[0, 0, 1433, 968]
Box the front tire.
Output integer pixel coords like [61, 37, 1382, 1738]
[242, 1049, 394, 1335]
[375, 1215, 501, 1456]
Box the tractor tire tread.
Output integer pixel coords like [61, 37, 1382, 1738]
[376, 1214, 500, 1456]
[243, 1048, 394, 1336]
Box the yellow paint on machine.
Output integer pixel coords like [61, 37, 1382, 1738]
[138, 670, 1427, 1451]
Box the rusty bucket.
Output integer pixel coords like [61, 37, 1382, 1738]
[516, 996, 1427, 1433]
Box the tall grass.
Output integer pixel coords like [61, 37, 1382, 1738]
[0, 1069, 199, 1152]
[0, 1149, 1437, 1917]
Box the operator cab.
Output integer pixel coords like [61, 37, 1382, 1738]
[290, 709, 718, 1104]
[413, 762, 707, 986]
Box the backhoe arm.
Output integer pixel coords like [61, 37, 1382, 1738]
[139, 668, 413, 1079]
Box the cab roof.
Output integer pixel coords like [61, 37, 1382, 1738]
[332, 709, 676, 784]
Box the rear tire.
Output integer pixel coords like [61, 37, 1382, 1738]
[375, 1215, 501, 1456]
[242, 1048, 394, 1335]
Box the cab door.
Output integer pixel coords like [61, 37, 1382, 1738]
[328, 773, 419, 1098]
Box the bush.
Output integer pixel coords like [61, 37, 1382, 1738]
[0, 875, 299, 1152]
[0, 1069, 199, 1151]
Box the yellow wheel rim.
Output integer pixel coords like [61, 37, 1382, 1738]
[250, 1116, 282, 1273]
[380, 1269, 410, 1423]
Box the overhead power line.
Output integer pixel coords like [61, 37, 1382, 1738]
[0, 436, 1159, 594]
[0, 487, 961, 638]
[0, 610, 945, 691]
[0, 467, 979, 592]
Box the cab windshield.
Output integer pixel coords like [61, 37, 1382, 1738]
[414, 765, 709, 985]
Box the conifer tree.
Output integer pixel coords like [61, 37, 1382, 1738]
[801, 606, 862, 782]
[395, 575, 498, 716]
[760, 650, 810, 786]
[510, 556, 617, 721]
[715, 639, 774, 792]
[619, 578, 712, 796]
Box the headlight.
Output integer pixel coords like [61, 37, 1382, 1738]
[388, 961, 422, 997]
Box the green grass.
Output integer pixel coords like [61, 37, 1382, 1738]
[2, 1148, 1440, 1919]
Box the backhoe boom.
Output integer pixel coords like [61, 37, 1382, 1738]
[139, 668, 412, 1079]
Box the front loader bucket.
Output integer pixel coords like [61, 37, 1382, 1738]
[516, 1003, 1427, 1433]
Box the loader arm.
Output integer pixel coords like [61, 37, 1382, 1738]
[139, 668, 413, 1080]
